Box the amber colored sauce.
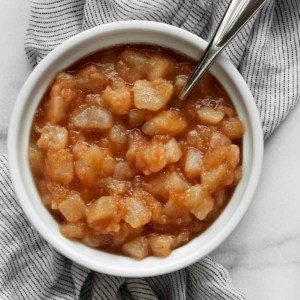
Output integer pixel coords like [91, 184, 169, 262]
[30, 44, 243, 257]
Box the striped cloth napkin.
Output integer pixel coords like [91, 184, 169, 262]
[0, 0, 299, 299]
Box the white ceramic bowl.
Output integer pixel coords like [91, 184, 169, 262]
[7, 21, 263, 277]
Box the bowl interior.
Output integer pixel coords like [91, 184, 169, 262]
[8, 21, 263, 277]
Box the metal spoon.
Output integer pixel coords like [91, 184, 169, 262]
[179, 0, 268, 100]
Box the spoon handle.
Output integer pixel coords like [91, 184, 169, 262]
[179, 0, 268, 100]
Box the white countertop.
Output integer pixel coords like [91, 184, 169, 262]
[1, 1, 300, 299]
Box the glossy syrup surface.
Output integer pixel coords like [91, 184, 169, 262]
[29, 44, 244, 258]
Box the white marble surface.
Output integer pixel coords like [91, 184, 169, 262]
[1, 1, 300, 299]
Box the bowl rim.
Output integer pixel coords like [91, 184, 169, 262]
[7, 20, 264, 277]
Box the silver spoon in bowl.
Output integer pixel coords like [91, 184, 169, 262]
[179, 0, 268, 101]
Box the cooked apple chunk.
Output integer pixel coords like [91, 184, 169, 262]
[149, 235, 175, 257]
[123, 197, 152, 228]
[184, 148, 203, 179]
[116, 49, 149, 83]
[135, 137, 182, 175]
[142, 110, 187, 136]
[147, 54, 176, 80]
[45, 149, 73, 185]
[86, 196, 122, 233]
[183, 185, 214, 220]
[37, 124, 68, 150]
[202, 165, 234, 192]
[203, 145, 240, 171]
[102, 84, 132, 115]
[73, 141, 114, 186]
[75, 65, 108, 92]
[60, 222, 86, 239]
[197, 106, 225, 125]
[58, 193, 85, 222]
[47, 74, 76, 124]
[71, 106, 113, 130]
[219, 117, 244, 140]
[133, 79, 173, 111]
[122, 237, 149, 259]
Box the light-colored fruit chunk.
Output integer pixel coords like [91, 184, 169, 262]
[82, 232, 110, 248]
[186, 126, 214, 152]
[126, 130, 148, 164]
[183, 185, 214, 220]
[186, 129, 203, 149]
[168, 172, 190, 199]
[143, 173, 168, 200]
[218, 104, 236, 117]
[46, 150, 73, 185]
[209, 131, 231, 148]
[60, 222, 85, 239]
[135, 137, 182, 175]
[86, 196, 122, 233]
[172, 230, 191, 249]
[86, 196, 116, 222]
[75, 65, 108, 92]
[116, 50, 176, 82]
[202, 165, 234, 192]
[102, 154, 116, 176]
[164, 137, 182, 163]
[133, 79, 173, 111]
[184, 148, 203, 179]
[144, 170, 190, 202]
[99, 60, 117, 78]
[135, 139, 168, 175]
[120, 49, 148, 68]
[197, 106, 225, 125]
[85, 94, 105, 107]
[116, 49, 149, 82]
[47, 183, 69, 209]
[219, 117, 244, 140]
[113, 161, 135, 180]
[122, 237, 149, 259]
[163, 198, 192, 224]
[147, 54, 176, 80]
[71, 106, 113, 130]
[105, 178, 131, 195]
[174, 74, 188, 95]
[142, 110, 188, 136]
[47, 73, 76, 124]
[140, 193, 165, 225]
[149, 235, 174, 257]
[108, 124, 127, 150]
[102, 85, 132, 115]
[29, 145, 44, 175]
[165, 171, 190, 194]
[58, 193, 85, 222]
[203, 145, 240, 171]
[37, 124, 68, 150]
[124, 197, 152, 228]
[73, 142, 112, 186]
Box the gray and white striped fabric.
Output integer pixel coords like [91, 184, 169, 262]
[0, 0, 299, 299]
